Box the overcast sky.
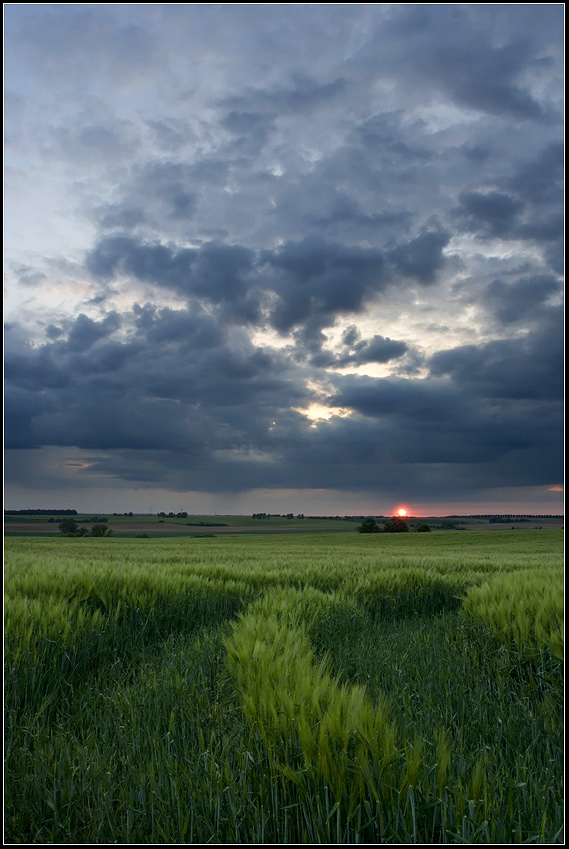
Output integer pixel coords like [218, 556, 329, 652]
[4, 3, 564, 516]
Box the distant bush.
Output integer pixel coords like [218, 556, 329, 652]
[186, 521, 228, 527]
[357, 518, 381, 534]
[58, 518, 81, 536]
[384, 517, 409, 533]
[416, 524, 431, 533]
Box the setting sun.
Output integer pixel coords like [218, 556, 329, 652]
[397, 508, 407, 517]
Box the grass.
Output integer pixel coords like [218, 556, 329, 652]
[4, 530, 563, 843]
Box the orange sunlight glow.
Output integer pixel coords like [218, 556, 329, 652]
[397, 508, 407, 517]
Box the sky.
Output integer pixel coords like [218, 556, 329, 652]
[3, 3, 565, 517]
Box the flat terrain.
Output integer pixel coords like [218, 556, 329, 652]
[4, 513, 563, 536]
[4, 529, 563, 844]
[4, 520, 349, 535]
[458, 520, 564, 530]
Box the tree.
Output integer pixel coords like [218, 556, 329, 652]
[58, 518, 78, 535]
[357, 517, 381, 533]
[90, 524, 109, 537]
[384, 516, 409, 533]
[416, 523, 431, 532]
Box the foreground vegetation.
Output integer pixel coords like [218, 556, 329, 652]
[4, 530, 563, 843]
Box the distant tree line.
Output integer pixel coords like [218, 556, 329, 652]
[186, 521, 229, 527]
[5, 509, 77, 515]
[488, 514, 534, 519]
[443, 514, 563, 519]
[252, 513, 300, 519]
[48, 515, 108, 523]
[486, 515, 563, 523]
[252, 513, 381, 521]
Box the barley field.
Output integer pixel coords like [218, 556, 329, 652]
[4, 530, 564, 844]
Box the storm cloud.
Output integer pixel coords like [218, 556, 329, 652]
[4, 4, 564, 514]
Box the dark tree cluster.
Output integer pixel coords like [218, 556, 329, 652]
[357, 516, 409, 534]
[252, 512, 300, 519]
[185, 521, 228, 527]
[384, 516, 410, 533]
[357, 517, 382, 534]
[357, 516, 410, 533]
[58, 518, 112, 537]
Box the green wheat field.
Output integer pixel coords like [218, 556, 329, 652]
[4, 529, 563, 843]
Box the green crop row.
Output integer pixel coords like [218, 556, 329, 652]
[224, 583, 563, 843]
[463, 567, 563, 659]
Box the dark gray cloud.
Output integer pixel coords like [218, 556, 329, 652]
[507, 142, 564, 207]
[220, 110, 277, 158]
[4, 298, 563, 501]
[337, 328, 409, 367]
[93, 161, 202, 232]
[85, 228, 453, 337]
[387, 227, 451, 285]
[219, 73, 348, 117]
[355, 111, 433, 163]
[86, 235, 196, 287]
[4, 4, 564, 510]
[261, 237, 388, 333]
[4, 306, 307, 456]
[86, 236, 261, 324]
[49, 120, 140, 166]
[454, 140, 564, 253]
[455, 190, 524, 239]
[429, 308, 563, 402]
[376, 4, 561, 121]
[65, 312, 121, 353]
[145, 118, 197, 154]
[484, 275, 562, 325]
[427, 40, 545, 120]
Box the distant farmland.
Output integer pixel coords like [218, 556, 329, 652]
[4, 511, 564, 537]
